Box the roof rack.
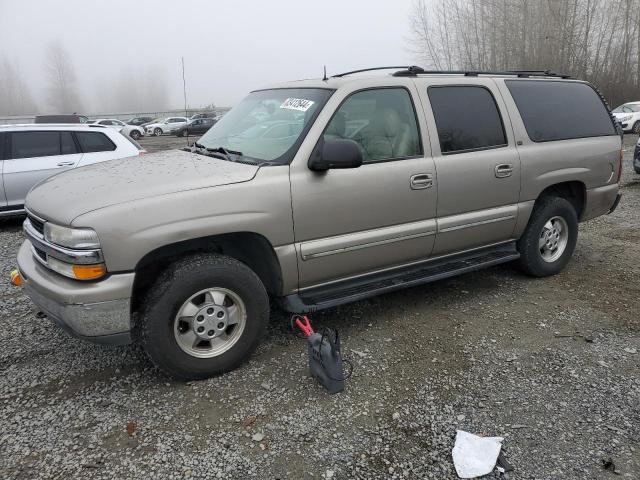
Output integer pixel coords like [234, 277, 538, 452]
[332, 65, 572, 79]
[332, 66, 414, 78]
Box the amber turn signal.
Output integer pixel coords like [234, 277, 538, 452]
[72, 264, 107, 280]
[10, 269, 23, 286]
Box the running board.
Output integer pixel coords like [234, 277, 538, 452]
[280, 243, 520, 313]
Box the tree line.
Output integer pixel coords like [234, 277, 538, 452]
[0, 41, 172, 117]
[409, 0, 640, 107]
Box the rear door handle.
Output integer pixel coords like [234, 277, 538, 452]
[410, 173, 433, 190]
[494, 164, 513, 178]
[57, 161, 75, 167]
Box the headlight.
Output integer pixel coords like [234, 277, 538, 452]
[44, 223, 101, 249]
[620, 115, 632, 122]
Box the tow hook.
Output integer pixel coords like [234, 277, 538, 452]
[10, 269, 23, 287]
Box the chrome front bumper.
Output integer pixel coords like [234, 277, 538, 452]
[17, 240, 134, 345]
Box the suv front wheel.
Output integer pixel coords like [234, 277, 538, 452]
[517, 196, 578, 277]
[135, 253, 269, 380]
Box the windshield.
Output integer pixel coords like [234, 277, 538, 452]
[196, 88, 334, 164]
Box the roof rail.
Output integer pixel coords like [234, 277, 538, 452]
[393, 67, 572, 79]
[332, 65, 572, 79]
[332, 66, 414, 77]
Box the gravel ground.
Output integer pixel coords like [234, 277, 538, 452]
[1, 135, 639, 479]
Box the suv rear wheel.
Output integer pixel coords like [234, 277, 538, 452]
[517, 196, 578, 277]
[135, 253, 269, 380]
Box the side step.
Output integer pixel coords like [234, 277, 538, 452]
[280, 243, 520, 313]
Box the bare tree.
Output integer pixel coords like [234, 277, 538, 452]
[0, 55, 38, 116]
[408, 0, 640, 106]
[45, 41, 84, 113]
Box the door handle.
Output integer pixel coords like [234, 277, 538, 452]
[410, 173, 433, 190]
[57, 161, 75, 167]
[494, 164, 513, 178]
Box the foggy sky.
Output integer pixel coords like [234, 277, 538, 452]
[0, 0, 415, 112]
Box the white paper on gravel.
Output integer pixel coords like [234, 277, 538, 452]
[451, 430, 504, 479]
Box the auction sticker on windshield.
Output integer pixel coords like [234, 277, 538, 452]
[280, 98, 315, 112]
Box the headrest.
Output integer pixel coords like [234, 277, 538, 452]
[371, 108, 402, 137]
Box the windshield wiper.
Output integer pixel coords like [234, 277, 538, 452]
[191, 143, 234, 161]
[193, 143, 264, 165]
[206, 146, 243, 158]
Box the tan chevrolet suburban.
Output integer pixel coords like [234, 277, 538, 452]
[17, 67, 622, 380]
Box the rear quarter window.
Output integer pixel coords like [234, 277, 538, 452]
[505, 80, 616, 142]
[76, 131, 117, 153]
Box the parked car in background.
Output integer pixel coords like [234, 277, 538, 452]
[145, 117, 188, 136]
[612, 102, 640, 133]
[15, 68, 621, 380]
[172, 117, 217, 137]
[126, 116, 154, 127]
[89, 119, 145, 140]
[0, 124, 143, 217]
[34, 114, 89, 124]
[190, 112, 217, 120]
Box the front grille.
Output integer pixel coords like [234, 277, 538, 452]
[28, 215, 45, 236]
[34, 246, 47, 262]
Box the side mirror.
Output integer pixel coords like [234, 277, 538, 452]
[308, 138, 363, 171]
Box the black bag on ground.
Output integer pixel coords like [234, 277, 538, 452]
[307, 328, 345, 394]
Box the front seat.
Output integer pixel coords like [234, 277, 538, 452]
[360, 108, 414, 161]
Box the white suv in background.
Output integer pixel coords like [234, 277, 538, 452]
[612, 102, 640, 133]
[0, 124, 143, 217]
[145, 117, 188, 136]
[89, 119, 145, 140]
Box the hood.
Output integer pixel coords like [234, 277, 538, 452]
[145, 123, 162, 128]
[26, 149, 260, 225]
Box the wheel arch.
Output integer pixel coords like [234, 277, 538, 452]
[535, 180, 586, 220]
[130, 232, 284, 314]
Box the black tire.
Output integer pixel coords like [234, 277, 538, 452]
[634, 156, 640, 174]
[516, 196, 578, 277]
[134, 253, 269, 380]
[130, 130, 141, 140]
[633, 121, 640, 135]
[176, 131, 184, 137]
[154, 127, 162, 136]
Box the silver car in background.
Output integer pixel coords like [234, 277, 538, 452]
[0, 124, 142, 217]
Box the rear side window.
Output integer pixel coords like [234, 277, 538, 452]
[76, 132, 116, 153]
[428, 86, 507, 154]
[10, 131, 63, 159]
[506, 80, 616, 142]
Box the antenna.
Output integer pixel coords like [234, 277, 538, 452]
[322, 65, 327, 81]
[181, 56, 189, 146]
